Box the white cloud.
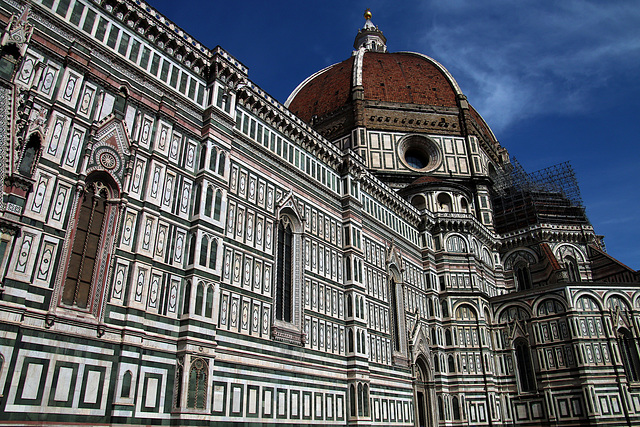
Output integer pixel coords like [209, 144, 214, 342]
[415, 0, 640, 134]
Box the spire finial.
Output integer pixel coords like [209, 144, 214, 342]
[353, 8, 387, 53]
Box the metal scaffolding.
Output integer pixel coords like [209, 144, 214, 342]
[491, 159, 589, 233]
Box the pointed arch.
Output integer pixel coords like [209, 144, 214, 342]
[209, 146, 217, 171]
[61, 173, 120, 314]
[187, 358, 208, 409]
[19, 132, 42, 176]
[514, 338, 536, 392]
[204, 186, 213, 217]
[213, 189, 223, 220]
[209, 238, 218, 270]
[183, 280, 192, 315]
[217, 151, 225, 175]
[205, 285, 214, 318]
[198, 144, 207, 170]
[195, 282, 204, 316]
[618, 327, 640, 382]
[199, 235, 208, 266]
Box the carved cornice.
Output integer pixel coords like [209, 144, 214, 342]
[497, 223, 597, 251]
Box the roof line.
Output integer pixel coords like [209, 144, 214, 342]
[285, 62, 340, 108]
[396, 51, 464, 95]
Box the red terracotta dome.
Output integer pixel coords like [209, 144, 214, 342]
[286, 51, 463, 123]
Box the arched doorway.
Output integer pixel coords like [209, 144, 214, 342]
[414, 356, 436, 427]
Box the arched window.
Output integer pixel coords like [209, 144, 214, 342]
[209, 146, 217, 171]
[514, 338, 536, 392]
[217, 152, 225, 175]
[445, 329, 452, 346]
[62, 177, 118, 310]
[19, 133, 41, 176]
[448, 355, 455, 373]
[195, 282, 204, 316]
[434, 354, 440, 372]
[187, 233, 196, 265]
[390, 278, 400, 351]
[565, 256, 580, 282]
[618, 328, 640, 382]
[198, 145, 207, 170]
[348, 329, 354, 353]
[346, 294, 353, 318]
[209, 239, 218, 270]
[199, 236, 208, 266]
[438, 395, 445, 420]
[121, 370, 132, 398]
[275, 219, 293, 322]
[205, 285, 214, 318]
[204, 186, 213, 217]
[437, 193, 452, 212]
[431, 328, 437, 346]
[363, 384, 369, 417]
[428, 299, 433, 317]
[187, 358, 207, 409]
[460, 197, 469, 213]
[355, 295, 360, 318]
[213, 190, 222, 220]
[411, 195, 426, 210]
[515, 263, 532, 290]
[452, 396, 461, 420]
[357, 383, 363, 416]
[349, 384, 356, 417]
[192, 183, 201, 215]
[441, 300, 449, 318]
[183, 281, 191, 314]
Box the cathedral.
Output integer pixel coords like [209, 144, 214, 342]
[0, 1, 639, 426]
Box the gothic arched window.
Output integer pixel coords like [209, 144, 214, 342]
[62, 177, 118, 311]
[204, 186, 213, 217]
[209, 146, 217, 171]
[192, 183, 201, 215]
[199, 236, 208, 266]
[183, 281, 192, 315]
[195, 282, 204, 316]
[209, 239, 218, 270]
[213, 190, 222, 220]
[390, 278, 401, 351]
[515, 263, 532, 291]
[514, 338, 536, 392]
[565, 256, 580, 282]
[205, 285, 214, 318]
[275, 219, 293, 322]
[445, 329, 452, 346]
[121, 370, 132, 398]
[452, 396, 461, 420]
[349, 384, 356, 417]
[441, 300, 449, 318]
[363, 384, 369, 417]
[217, 152, 225, 175]
[19, 133, 41, 177]
[618, 328, 640, 382]
[198, 145, 207, 170]
[187, 358, 207, 409]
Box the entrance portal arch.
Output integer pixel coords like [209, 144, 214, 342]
[414, 355, 437, 427]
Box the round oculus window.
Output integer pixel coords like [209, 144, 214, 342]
[398, 134, 441, 172]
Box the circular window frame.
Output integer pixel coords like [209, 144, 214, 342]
[397, 134, 442, 173]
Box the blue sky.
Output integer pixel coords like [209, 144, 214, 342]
[151, 0, 640, 269]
